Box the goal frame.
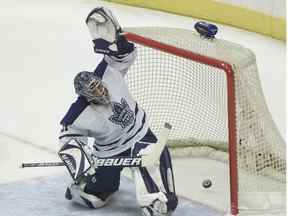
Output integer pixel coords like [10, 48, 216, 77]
[125, 32, 239, 215]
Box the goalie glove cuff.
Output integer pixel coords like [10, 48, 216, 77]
[93, 38, 118, 55]
[93, 35, 134, 58]
[115, 35, 135, 57]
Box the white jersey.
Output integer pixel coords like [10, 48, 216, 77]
[59, 49, 149, 157]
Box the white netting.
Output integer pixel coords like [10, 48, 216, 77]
[124, 27, 286, 214]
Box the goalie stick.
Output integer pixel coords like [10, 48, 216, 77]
[20, 162, 64, 168]
[20, 123, 172, 170]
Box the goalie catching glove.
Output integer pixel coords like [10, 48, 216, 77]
[86, 7, 134, 57]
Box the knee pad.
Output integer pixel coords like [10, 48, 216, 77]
[65, 166, 121, 208]
[65, 181, 113, 209]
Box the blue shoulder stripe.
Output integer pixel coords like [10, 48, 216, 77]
[60, 96, 89, 126]
[94, 59, 108, 79]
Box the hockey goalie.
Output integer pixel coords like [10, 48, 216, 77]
[58, 7, 178, 216]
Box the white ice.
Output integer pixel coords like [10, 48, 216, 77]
[0, 0, 285, 215]
[0, 174, 223, 216]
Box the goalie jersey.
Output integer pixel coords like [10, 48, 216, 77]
[59, 49, 149, 158]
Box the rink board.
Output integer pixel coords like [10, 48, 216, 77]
[0, 174, 223, 216]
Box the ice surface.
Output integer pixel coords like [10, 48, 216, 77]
[0, 175, 223, 216]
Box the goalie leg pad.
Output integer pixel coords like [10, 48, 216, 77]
[141, 198, 171, 216]
[65, 181, 112, 209]
[65, 166, 122, 208]
[132, 128, 158, 156]
[132, 147, 178, 215]
[159, 147, 177, 211]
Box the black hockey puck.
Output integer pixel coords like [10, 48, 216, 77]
[202, 179, 212, 188]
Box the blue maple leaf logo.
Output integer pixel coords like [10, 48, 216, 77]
[109, 98, 135, 128]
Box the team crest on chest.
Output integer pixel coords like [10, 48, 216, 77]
[109, 98, 135, 128]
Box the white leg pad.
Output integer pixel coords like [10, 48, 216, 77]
[137, 192, 168, 207]
[132, 167, 170, 215]
[141, 198, 171, 216]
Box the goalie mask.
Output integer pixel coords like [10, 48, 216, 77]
[74, 71, 110, 105]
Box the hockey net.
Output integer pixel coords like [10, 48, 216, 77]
[124, 27, 286, 215]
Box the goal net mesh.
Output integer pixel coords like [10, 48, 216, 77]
[124, 27, 286, 214]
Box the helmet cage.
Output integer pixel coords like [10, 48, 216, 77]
[79, 87, 110, 105]
[74, 71, 110, 105]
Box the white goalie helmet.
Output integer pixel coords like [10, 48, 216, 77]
[74, 71, 110, 105]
